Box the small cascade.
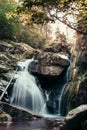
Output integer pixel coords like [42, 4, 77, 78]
[10, 58, 45, 113]
[58, 66, 70, 115]
[42, 66, 70, 117]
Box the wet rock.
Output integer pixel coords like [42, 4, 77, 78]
[0, 80, 8, 87]
[0, 65, 9, 73]
[0, 54, 10, 63]
[0, 40, 13, 52]
[0, 79, 9, 103]
[0, 109, 12, 123]
[47, 100, 57, 114]
[60, 83, 70, 116]
[9, 42, 35, 56]
[62, 105, 87, 130]
[0, 102, 43, 121]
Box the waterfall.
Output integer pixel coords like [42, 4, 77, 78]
[10, 58, 45, 113]
[10, 58, 70, 117]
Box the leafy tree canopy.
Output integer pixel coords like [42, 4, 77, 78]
[0, 0, 18, 39]
[18, 0, 87, 34]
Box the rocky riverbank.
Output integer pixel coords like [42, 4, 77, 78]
[0, 38, 87, 130]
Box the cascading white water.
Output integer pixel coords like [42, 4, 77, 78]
[10, 58, 45, 113]
[10, 57, 70, 117]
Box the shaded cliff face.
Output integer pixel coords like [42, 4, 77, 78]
[67, 35, 87, 110]
[60, 34, 87, 130]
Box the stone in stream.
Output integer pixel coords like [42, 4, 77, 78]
[61, 105, 87, 130]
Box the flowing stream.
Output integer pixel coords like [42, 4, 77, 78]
[0, 118, 62, 130]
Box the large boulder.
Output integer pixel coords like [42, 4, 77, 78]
[32, 52, 70, 76]
[61, 105, 87, 130]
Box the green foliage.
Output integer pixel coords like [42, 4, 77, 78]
[32, 12, 52, 24]
[0, 0, 18, 40]
[0, 0, 46, 48]
[14, 25, 46, 49]
[73, 0, 87, 33]
[21, 0, 87, 34]
[0, 11, 13, 39]
[23, 0, 72, 9]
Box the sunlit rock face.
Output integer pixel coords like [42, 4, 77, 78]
[75, 34, 87, 52]
[31, 52, 70, 76]
[0, 40, 35, 68]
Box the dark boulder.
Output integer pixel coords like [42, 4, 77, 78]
[61, 105, 87, 130]
[0, 102, 43, 122]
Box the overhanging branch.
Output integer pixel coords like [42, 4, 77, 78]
[48, 11, 87, 35]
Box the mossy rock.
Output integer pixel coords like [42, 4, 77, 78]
[76, 52, 87, 70]
[0, 109, 12, 123]
[76, 77, 87, 105]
